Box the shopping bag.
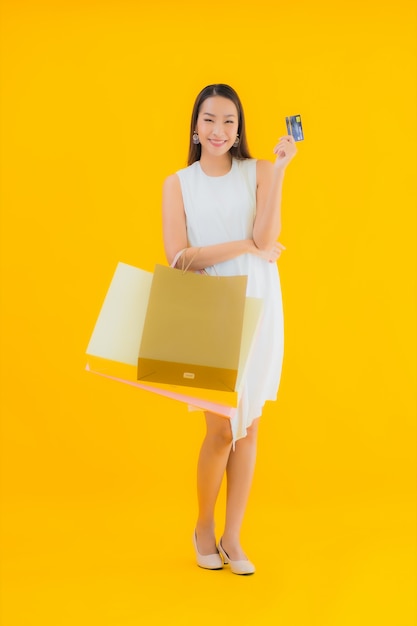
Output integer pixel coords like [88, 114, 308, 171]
[85, 362, 238, 417]
[137, 264, 248, 391]
[86, 262, 263, 411]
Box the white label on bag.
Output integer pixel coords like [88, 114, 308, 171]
[183, 372, 195, 379]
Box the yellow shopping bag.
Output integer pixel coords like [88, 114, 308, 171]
[86, 262, 263, 411]
[137, 264, 248, 391]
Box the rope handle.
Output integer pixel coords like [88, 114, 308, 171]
[170, 248, 202, 273]
[170, 248, 218, 276]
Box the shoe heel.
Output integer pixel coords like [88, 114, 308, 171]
[217, 540, 229, 565]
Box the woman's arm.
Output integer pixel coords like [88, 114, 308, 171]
[162, 173, 262, 271]
[253, 135, 297, 250]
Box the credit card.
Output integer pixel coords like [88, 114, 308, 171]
[285, 115, 304, 141]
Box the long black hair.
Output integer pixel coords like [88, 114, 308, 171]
[187, 84, 252, 166]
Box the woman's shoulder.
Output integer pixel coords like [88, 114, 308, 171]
[255, 158, 274, 183]
[164, 162, 197, 187]
[163, 172, 178, 185]
[162, 172, 182, 197]
[255, 158, 273, 173]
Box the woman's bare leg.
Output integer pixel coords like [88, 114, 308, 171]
[195, 412, 233, 555]
[221, 417, 260, 560]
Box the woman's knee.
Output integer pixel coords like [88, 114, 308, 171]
[204, 412, 233, 447]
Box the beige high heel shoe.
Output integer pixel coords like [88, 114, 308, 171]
[217, 539, 256, 575]
[192, 531, 223, 570]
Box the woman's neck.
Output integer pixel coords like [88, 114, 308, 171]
[199, 153, 233, 177]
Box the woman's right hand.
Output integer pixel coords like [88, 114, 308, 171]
[250, 240, 286, 263]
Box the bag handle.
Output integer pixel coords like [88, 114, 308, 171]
[170, 248, 218, 276]
[170, 248, 202, 273]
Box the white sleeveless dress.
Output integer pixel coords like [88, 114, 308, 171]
[176, 158, 284, 444]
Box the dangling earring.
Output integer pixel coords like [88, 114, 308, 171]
[192, 132, 200, 145]
[233, 134, 240, 148]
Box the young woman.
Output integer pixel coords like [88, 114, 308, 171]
[162, 84, 297, 575]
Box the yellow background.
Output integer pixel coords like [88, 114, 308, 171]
[1, 1, 416, 624]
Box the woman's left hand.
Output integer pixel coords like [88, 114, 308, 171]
[273, 135, 297, 170]
[254, 241, 286, 263]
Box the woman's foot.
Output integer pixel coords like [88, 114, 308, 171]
[194, 524, 218, 556]
[193, 530, 223, 570]
[218, 537, 247, 561]
[217, 537, 255, 575]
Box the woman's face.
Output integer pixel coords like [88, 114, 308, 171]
[195, 96, 239, 158]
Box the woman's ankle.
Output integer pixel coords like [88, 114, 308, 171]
[195, 520, 215, 536]
[220, 533, 247, 560]
[195, 522, 217, 555]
